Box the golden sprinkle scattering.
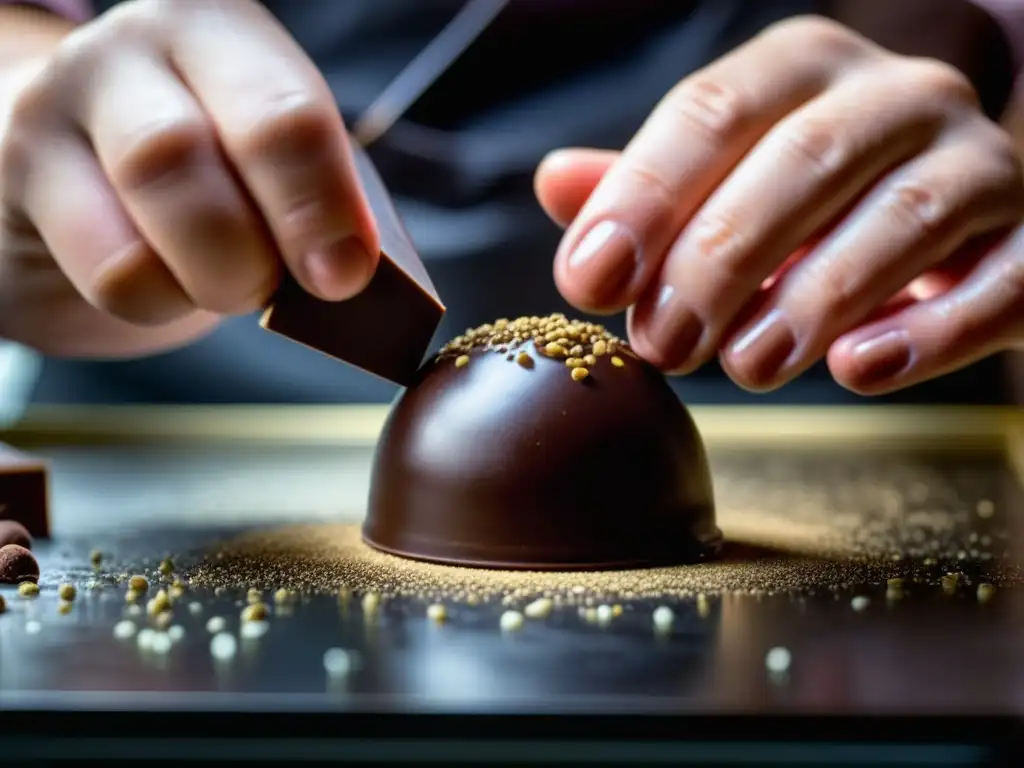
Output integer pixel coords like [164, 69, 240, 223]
[515, 352, 532, 369]
[146, 590, 170, 617]
[129, 575, 149, 592]
[977, 583, 996, 602]
[185, 453, 1020, 604]
[610, 356, 625, 368]
[89, 550, 103, 567]
[454, 355, 470, 369]
[153, 611, 173, 630]
[159, 558, 174, 576]
[18, 582, 39, 598]
[57, 583, 76, 602]
[242, 603, 268, 622]
[247, 588, 262, 605]
[274, 588, 294, 605]
[426, 603, 447, 622]
[125, 588, 141, 604]
[570, 366, 589, 382]
[57, 601, 73, 615]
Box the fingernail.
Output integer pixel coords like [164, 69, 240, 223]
[646, 285, 704, 370]
[728, 309, 796, 387]
[304, 236, 373, 300]
[850, 329, 912, 386]
[565, 220, 641, 307]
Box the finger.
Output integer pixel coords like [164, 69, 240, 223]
[827, 230, 1024, 395]
[722, 122, 1024, 390]
[19, 132, 195, 325]
[553, 17, 859, 314]
[77, 49, 280, 315]
[534, 148, 618, 228]
[170, 1, 378, 301]
[632, 58, 972, 374]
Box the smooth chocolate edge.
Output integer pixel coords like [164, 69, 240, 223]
[260, 259, 445, 388]
[360, 524, 724, 573]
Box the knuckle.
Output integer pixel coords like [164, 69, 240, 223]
[778, 118, 845, 178]
[622, 162, 680, 218]
[687, 208, 749, 279]
[111, 118, 213, 192]
[660, 76, 750, 145]
[809, 256, 862, 319]
[887, 180, 948, 239]
[764, 15, 866, 62]
[85, 240, 165, 320]
[906, 59, 978, 108]
[235, 93, 339, 163]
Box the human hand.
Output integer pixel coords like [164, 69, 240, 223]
[0, 0, 377, 358]
[536, 15, 1024, 395]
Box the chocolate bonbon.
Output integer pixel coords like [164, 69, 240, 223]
[261, 142, 445, 387]
[0, 520, 31, 549]
[0, 544, 39, 584]
[363, 314, 722, 570]
[0, 443, 50, 538]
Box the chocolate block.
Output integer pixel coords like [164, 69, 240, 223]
[260, 143, 445, 387]
[363, 314, 722, 570]
[0, 443, 50, 538]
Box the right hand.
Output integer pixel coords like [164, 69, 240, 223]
[0, 0, 378, 358]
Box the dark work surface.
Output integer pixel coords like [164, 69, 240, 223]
[0, 440, 1022, 764]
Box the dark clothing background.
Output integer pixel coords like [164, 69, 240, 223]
[31, 0, 1009, 405]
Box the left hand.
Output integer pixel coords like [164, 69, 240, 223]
[535, 15, 1024, 395]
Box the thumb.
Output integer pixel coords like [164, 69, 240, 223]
[534, 148, 619, 228]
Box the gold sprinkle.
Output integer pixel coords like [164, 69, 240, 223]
[592, 339, 607, 356]
[169, 583, 186, 599]
[147, 590, 171, 616]
[125, 588, 141, 604]
[247, 588, 262, 605]
[426, 603, 447, 622]
[610, 356, 625, 368]
[886, 577, 903, 588]
[57, 583, 76, 601]
[153, 611, 173, 630]
[274, 588, 294, 605]
[455, 355, 470, 368]
[570, 367, 589, 382]
[89, 550, 103, 567]
[242, 602, 268, 622]
[516, 352, 533, 368]
[976, 499, 995, 519]
[977, 583, 996, 603]
[57, 601, 73, 615]
[129, 575, 149, 592]
[18, 582, 39, 598]
[543, 342, 566, 357]
[583, 354, 597, 366]
[159, 558, 174, 576]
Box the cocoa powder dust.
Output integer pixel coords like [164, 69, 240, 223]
[187, 450, 1022, 603]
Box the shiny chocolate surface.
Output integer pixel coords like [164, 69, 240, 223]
[364, 340, 721, 569]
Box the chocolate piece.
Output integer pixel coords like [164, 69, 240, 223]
[0, 520, 31, 549]
[363, 314, 722, 570]
[0, 544, 39, 584]
[260, 142, 445, 387]
[0, 443, 50, 538]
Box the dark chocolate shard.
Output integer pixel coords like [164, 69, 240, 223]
[260, 142, 445, 387]
[0, 443, 50, 539]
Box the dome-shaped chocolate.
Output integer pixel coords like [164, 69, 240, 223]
[363, 314, 721, 570]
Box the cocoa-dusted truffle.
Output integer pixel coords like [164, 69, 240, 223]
[0, 543, 39, 584]
[0, 520, 31, 549]
[363, 313, 722, 570]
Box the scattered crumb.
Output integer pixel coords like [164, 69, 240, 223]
[210, 632, 237, 660]
[851, 595, 870, 612]
[426, 603, 447, 622]
[524, 597, 554, 619]
[113, 620, 136, 639]
[499, 610, 524, 632]
[205, 616, 227, 634]
[652, 606, 674, 631]
[765, 646, 792, 674]
[323, 648, 354, 676]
